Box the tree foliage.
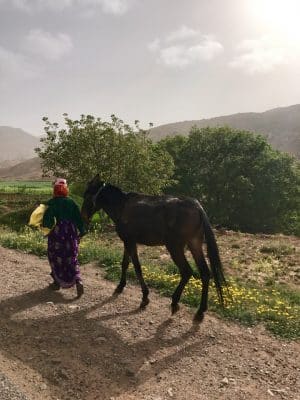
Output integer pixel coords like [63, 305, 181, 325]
[158, 127, 300, 234]
[36, 114, 174, 194]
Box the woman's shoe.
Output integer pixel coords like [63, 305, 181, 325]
[48, 281, 60, 291]
[76, 281, 84, 298]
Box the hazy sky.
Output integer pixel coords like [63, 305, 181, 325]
[1, 0, 300, 135]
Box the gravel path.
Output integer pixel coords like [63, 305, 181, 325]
[0, 373, 28, 400]
[0, 245, 299, 400]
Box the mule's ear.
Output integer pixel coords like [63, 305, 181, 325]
[91, 174, 100, 184]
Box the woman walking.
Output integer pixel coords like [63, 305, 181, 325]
[43, 178, 85, 298]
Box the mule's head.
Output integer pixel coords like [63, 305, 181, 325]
[81, 174, 105, 225]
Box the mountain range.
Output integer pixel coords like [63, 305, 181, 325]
[0, 104, 299, 179]
[0, 126, 39, 163]
[0, 157, 43, 180]
[150, 104, 300, 158]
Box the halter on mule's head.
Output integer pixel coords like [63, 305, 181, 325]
[81, 174, 106, 225]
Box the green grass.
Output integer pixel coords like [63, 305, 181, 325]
[0, 181, 52, 195]
[0, 226, 299, 340]
[0, 207, 35, 231]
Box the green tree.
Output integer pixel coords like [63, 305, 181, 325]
[159, 126, 300, 234]
[157, 135, 188, 194]
[36, 114, 174, 194]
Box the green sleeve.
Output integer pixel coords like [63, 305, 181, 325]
[42, 204, 55, 229]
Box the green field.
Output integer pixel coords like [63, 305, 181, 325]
[0, 181, 52, 195]
[0, 181, 52, 228]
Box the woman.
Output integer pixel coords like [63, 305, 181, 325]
[43, 178, 85, 298]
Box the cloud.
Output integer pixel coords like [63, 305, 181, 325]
[95, 0, 132, 15]
[148, 38, 160, 52]
[148, 26, 223, 68]
[0, 29, 73, 85]
[0, 45, 40, 83]
[229, 36, 287, 74]
[166, 25, 200, 43]
[9, 0, 73, 12]
[23, 29, 73, 61]
[1, 0, 133, 15]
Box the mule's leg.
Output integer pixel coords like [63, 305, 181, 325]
[127, 243, 149, 309]
[114, 247, 130, 294]
[189, 240, 211, 322]
[167, 245, 193, 315]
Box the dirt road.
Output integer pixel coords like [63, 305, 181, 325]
[0, 246, 299, 400]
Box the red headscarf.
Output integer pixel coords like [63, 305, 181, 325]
[53, 178, 69, 197]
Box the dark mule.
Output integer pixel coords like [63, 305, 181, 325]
[81, 175, 226, 321]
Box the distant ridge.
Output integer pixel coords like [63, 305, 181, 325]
[0, 157, 44, 180]
[0, 126, 39, 162]
[1, 104, 299, 181]
[150, 104, 300, 158]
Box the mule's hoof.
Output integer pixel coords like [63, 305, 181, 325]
[114, 285, 124, 295]
[171, 303, 180, 315]
[140, 298, 150, 309]
[193, 311, 205, 323]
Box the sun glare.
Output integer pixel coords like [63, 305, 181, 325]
[252, 0, 300, 41]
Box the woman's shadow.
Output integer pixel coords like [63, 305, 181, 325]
[0, 287, 211, 399]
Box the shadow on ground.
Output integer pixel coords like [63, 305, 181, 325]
[0, 286, 210, 400]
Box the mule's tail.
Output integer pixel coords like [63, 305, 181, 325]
[201, 208, 226, 305]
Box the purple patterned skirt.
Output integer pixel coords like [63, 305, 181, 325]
[47, 220, 81, 288]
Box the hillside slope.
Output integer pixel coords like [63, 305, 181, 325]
[0, 126, 39, 162]
[150, 104, 300, 158]
[0, 157, 43, 180]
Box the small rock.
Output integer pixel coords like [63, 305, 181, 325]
[46, 301, 54, 306]
[40, 383, 47, 390]
[125, 369, 135, 377]
[221, 377, 229, 385]
[68, 305, 79, 310]
[267, 389, 275, 396]
[272, 388, 288, 394]
[51, 358, 61, 365]
[167, 387, 174, 397]
[94, 336, 107, 343]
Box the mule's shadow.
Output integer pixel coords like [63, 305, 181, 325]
[0, 287, 210, 400]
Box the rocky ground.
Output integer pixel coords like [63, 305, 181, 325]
[0, 245, 299, 400]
